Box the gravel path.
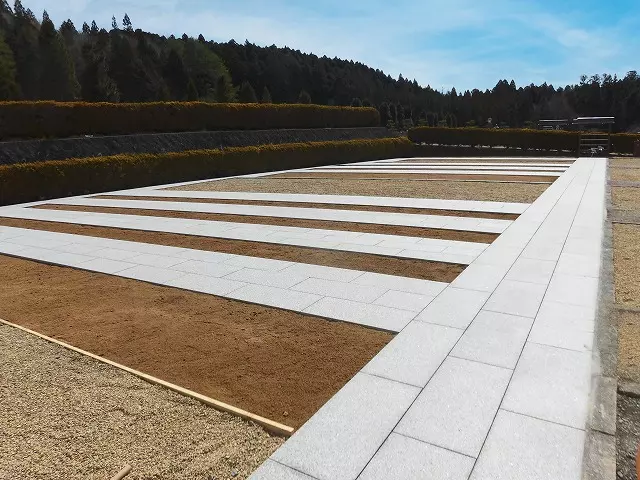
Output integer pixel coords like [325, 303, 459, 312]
[0, 324, 283, 480]
[170, 178, 548, 203]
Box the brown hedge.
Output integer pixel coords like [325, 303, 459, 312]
[0, 101, 381, 140]
[409, 126, 640, 154]
[0, 137, 413, 205]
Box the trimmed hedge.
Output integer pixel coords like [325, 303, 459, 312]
[611, 133, 640, 154]
[0, 137, 413, 205]
[409, 126, 640, 154]
[408, 127, 579, 152]
[0, 101, 381, 140]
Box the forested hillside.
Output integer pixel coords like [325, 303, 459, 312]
[1, 0, 639, 131]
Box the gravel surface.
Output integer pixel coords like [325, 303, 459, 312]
[613, 187, 640, 211]
[611, 158, 640, 168]
[611, 167, 640, 182]
[613, 225, 640, 309]
[170, 178, 548, 203]
[618, 309, 640, 384]
[0, 324, 284, 480]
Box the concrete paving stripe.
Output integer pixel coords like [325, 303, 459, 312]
[0, 208, 487, 265]
[47, 198, 513, 234]
[93, 190, 530, 214]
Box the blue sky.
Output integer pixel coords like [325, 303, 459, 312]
[21, 0, 640, 91]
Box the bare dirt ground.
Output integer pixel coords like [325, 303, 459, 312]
[34, 204, 499, 244]
[267, 172, 557, 183]
[0, 324, 284, 480]
[95, 195, 518, 220]
[169, 178, 548, 203]
[0, 254, 392, 428]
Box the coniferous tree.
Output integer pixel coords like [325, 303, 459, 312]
[350, 97, 362, 107]
[261, 86, 272, 103]
[238, 80, 257, 102]
[378, 102, 391, 126]
[38, 11, 79, 100]
[111, 15, 118, 31]
[9, 0, 40, 98]
[122, 13, 132, 32]
[59, 19, 76, 45]
[298, 89, 311, 104]
[90, 20, 98, 35]
[215, 74, 236, 102]
[162, 48, 189, 100]
[80, 34, 119, 102]
[388, 103, 398, 126]
[81, 22, 90, 35]
[397, 104, 405, 129]
[0, 33, 20, 99]
[186, 77, 198, 100]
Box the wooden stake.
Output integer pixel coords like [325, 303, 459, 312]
[0, 318, 294, 437]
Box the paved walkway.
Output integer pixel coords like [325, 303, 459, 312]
[48, 197, 513, 233]
[299, 168, 564, 176]
[0, 225, 446, 331]
[250, 157, 606, 480]
[98, 190, 530, 214]
[0, 207, 489, 265]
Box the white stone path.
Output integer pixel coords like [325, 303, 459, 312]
[97, 190, 529, 214]
[347, 162, 572, 168]
[50, 197, 513, 233]
[0, 207, 489, 265]
[250, 157, 606, 480]
[0, 225, 449, 331]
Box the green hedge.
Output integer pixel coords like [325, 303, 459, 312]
[408, 127, 579, 152]
[0, 137, 413, 205]
[0, 101, 381, 140]
[611, 133, 640, 154]
[409, 126, 640, 154]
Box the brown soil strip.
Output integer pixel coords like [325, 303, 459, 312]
[94, 195, 519, 220]
[169, 178, 547, 203]
[266, 172, 557, 183]
[612, 187, 640, 211]
[613, 224, 640, 309]
[0, 254, 393, 429]
[611, 168, 640, 182]
[33, 204, 500, 243]
[0, 218, 465, 282]
[1, 325, 284, 480]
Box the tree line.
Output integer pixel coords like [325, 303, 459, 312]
[1, 1, 639, 132]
